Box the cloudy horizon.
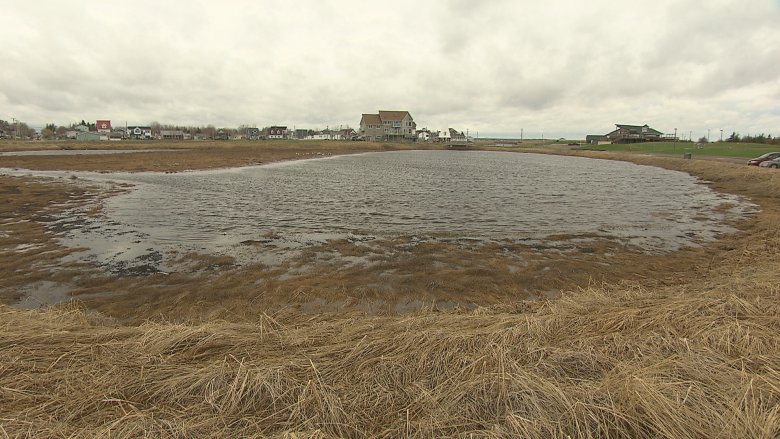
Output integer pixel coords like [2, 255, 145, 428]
[2, 0, 780, 140]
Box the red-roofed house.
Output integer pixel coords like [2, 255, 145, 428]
[96, 120, 112, 134]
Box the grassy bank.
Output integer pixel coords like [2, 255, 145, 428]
[1, 144, 780, 437]
[578, 141, 779, 158]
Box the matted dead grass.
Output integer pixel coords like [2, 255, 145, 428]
[1, 258, 779, 437]
[2, 143, 780, 436]
[0, 140, 441, 173]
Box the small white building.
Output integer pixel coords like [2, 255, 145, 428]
[305, 132, 331, 140]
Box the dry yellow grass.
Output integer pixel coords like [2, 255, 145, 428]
[2, 143, 780, 437]
[1, 261, 779, 437]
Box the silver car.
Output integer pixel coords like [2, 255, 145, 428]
[759, 157, 780, 168]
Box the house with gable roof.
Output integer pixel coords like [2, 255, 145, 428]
[359, 114, 383, 141]
[448, 128, 471, 145]
[359, 110, 416, 142]
[126, 126, 152, 139]
[160, 130, 185, 140]
[246, 127, 261, 140]
[264, 126, 287, 139]
[96, 120, 112, 134]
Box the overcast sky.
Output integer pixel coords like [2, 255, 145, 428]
[2, 0, 780, 139]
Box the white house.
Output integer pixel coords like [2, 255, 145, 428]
[126, 126, 152, 139]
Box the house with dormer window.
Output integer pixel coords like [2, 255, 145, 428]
[126, 126, 152, 139]
[264, 126, 287, 139]
[96, 120, 112, 133]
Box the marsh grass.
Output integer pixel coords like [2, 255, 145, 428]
[3, 146, 780, 436]
[2, 259, 779, 438]
[0, 140, 444, 173]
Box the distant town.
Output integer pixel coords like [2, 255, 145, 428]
[0, 111, 477, 145]
[1, 115, 776, 146]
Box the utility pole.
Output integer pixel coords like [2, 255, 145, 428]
[720, 129, 723, 142]
[12, 118, 18, 139]
[674, 128, 677, 150]
[689, 130, 692, 143]
[708, 129, 710, 142]
[520, 128, 523, 142]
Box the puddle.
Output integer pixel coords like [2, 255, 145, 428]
[13, 281, 74, 309]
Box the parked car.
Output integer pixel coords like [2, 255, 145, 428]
[759, 157, 780, 168]
[747, 152, 780, 166]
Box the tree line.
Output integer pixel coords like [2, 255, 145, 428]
[724, 132, 779, 145]
[699, 132, 779, 145]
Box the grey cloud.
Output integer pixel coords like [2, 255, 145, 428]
[1, 1, 779, 138]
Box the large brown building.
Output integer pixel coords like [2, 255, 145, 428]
[587, 124, 665, 145]
[359, 110, 416, 142]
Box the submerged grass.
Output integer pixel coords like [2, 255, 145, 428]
[2, 144, 780, 436]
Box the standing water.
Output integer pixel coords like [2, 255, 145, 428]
[97, 150, 746, 243]
[1, 150, 751, 276]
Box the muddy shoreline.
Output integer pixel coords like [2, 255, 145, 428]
[1, 141, 776, 323]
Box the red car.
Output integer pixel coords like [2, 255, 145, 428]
[747, 152, 780, 166]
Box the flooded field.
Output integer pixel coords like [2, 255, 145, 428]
[1, 150, 753, 315]
[3, 145, 778, 438]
